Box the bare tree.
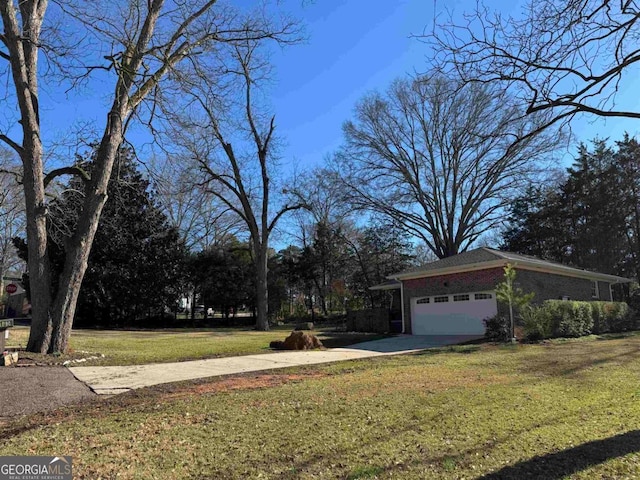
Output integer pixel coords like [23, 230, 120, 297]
[334, 74, 562, 259]
[0, 151, 25, 293]
[287, 167, 351, 252]
[154, 161, 243, 251]
[0, 0, 298, 352]
[426, 0, 640, 127]
[168, 40, 307, 331]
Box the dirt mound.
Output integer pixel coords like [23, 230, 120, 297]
[281, 331, 323, 350]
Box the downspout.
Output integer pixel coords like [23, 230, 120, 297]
[400, 280, 406, 334]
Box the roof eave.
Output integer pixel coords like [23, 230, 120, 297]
[389, 260, 507, 281]
[514, 261, 632, 283]
[369, 284, 401, 291]
[389, 258, 631, 284]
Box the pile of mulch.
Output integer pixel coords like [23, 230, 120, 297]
[270, 331, 324, 350]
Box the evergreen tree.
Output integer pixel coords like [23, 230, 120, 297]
[559, 141, 622, 273]
[190, 240, 255, 321]
[615, 135, 640, 280]
[500, 185, 568, 262]
[42, 147, 187, 327]
[502, 137, 636, 281]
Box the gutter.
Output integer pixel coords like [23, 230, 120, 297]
[400, 280, 405, 334]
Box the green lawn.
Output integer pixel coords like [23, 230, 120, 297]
[8, 326, 385, 366]
[3, 335, 640, 478]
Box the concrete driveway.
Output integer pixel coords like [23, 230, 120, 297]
[69, 334, 476, 395]
[343, 334, 481, 353]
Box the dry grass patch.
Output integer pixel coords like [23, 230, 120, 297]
[161, 372, 329, 401]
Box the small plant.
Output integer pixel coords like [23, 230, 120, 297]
[347, 465, 384, 479]
[442, 457, 457, 472]
[495, 264, 535, 341]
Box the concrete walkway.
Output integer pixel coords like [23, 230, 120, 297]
[68, 335, 477, 395]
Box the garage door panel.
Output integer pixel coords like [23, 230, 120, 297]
[411, 292, 496, 336]
[412, 313, 487, 335]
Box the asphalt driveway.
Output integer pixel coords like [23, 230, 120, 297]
[69, 334, 477, 395]
[0, 367, 95, 419]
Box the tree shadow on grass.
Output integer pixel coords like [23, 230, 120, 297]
[478, 430, 640, 479]
[241, 411, 569, 480]
[515, 345, 640, 378]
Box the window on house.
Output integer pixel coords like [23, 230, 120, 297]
[474, 293, 493, 300]
[434, 296, 449, 303]
[591, 281, 599, 299]
[416, 297, 430, 304]
[453, 294, 470, 302]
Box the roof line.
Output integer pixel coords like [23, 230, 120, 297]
[389, 247, 631, 283]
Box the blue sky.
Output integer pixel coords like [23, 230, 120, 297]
[266, 0, 640, 170]
[19, 0, 640, 173]
[270, 0, 431, 168]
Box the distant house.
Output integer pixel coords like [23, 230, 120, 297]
[375, 248, 631, 336]
[1, 275, 29, 318]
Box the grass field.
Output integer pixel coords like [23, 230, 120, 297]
[3, 334, 640, 478]
[7, 326, 385, 366]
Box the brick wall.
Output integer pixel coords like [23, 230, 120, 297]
[597, 281, 613, 301]
[516, 270, 612, 303]
[401, 267, 613, 333]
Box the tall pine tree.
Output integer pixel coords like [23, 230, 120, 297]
[502, 137, 638, 282]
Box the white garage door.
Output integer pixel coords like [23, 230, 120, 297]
[411, 291, 497, 335]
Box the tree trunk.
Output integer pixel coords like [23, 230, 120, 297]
[190, 288, 196, 323]
[23, 144, 54, 353]
[45, 113, 123, 352]
[1, 0, 53, 353]
[255, 247, 269, 331]
[309, 292, 315, 322]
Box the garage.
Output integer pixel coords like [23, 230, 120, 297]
[410, 291, 496, 335]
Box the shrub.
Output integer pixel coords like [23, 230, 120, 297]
[521, 305, 553, 341]
[627, 290, 640, 325]
[484, 315, 509, 342]
[591, 301, 607, 334]
[493, 299, 632, 342]
[541, 300, 593, 338]
[535, 300, 633, 339]
[605, 302, 631, 332]
[587, 301, 633, 333]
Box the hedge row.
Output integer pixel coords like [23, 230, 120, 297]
[523, 300, 632, 341]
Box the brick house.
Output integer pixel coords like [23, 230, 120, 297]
[381, 248, 631, 336]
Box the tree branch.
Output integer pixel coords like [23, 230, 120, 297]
[268, 202, 310, 233]
[0, 135, 23, 155]
[44, 166, 91, 188]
